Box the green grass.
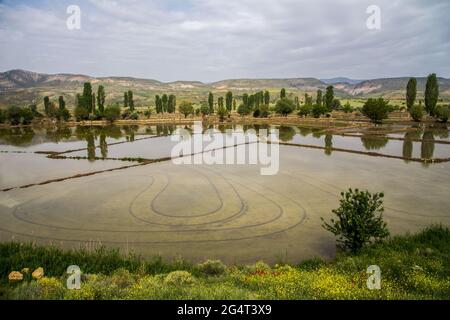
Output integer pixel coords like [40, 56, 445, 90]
[1, 225, 449, 300]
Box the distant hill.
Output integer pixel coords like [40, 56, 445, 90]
[1, 69, 449, 109]
[320, 77, 365, 85]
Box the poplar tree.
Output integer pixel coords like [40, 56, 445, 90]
[82, 82, 93, 113]
[208, 92, 214, 113]
[425, 73, 439, 116]
[128, 90, 134, 111]
[124, 92, 128, 109]
[316, 89, 323, 106]
[325, 85, 334, 110]
[225, 91, 233, 112]
[264, 90, 270, 105]
[58, 96, 65, 110]
[162, 94, 168, 113]
[280, 88, 286, 99]
[97, 85, 106, 113]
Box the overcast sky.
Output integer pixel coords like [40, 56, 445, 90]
[0, 0, 449, 82]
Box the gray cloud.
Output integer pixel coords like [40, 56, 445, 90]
[0, 0, 449, 81]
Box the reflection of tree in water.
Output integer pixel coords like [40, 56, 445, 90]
[45, 126, 72, 143]
[430, 124, 449, 139]
[402, 131, 414, 162]
[298, 127, 312, 137]
[123, 125, 139, 141]
[360, 135, 389, 151]
[103, 125, 122, 139]
[421, 130, 435, 162]
[312, 129, 323, 139]
[86, 131, 96, 162]
[156, 124, 176, 136]
[278, 126, 296, 142]
[324, 134, 332, 156]
[0, 127, 35, 146]
[99, 133, 107, 159]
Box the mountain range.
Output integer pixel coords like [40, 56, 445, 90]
[1, 69, 449, 108]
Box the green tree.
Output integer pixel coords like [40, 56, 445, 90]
[123, 92, 128, 109]
[82, 82, 93, 113]
[97, 85, 106, 113]
[435, 106, 449, 123]
[208, 92, 214, 114]
[264, 90, 270, 105]
[104, 105, 121, 122]
[275, 98, 295, 116]
[280, 88, 286, 99]
[316, 89, 323, 107]
[217, 97, 224, 109]
[425, 73, 439, 116]
[200, 103, 210, 116]
[406, 77, 417, 110]
[298, 104, 311, 117]
[409, 103, 423, 122]
[128, 90, 134, 111]
[312, 104, 327, 118]
[325, 86, 334, 111]
[342, 102, 353, 113]
[58, 96, 65, 110]
[321, 188, 389, 253]
[225, 91, 233, 112]
[162, 94, 168, 113]
[233, 99, 237, 111]
[92, 93, 96, 113]
[242, 93, 249, 108]
[178, 101, 194, 118]
[217, 101, 227, 121]
[168, 95, 176, 113]
[362, 98, 390, 123]
[155, 95, 162, 113]
[44, 96, 51, 115]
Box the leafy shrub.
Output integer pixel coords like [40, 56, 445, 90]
[6, 106, 22, 125]
[164, 271, 195, 285]
[435, 106, 449, 123]
[321, 188, 389, 252]
[342, 102, 353, 113]
[275, 98, 295, 116]
[312, 104, 327, 118]
[104, 105, 121, 122]
[237, 104, 251, 116]
[74, 105, 89, 121]
[178, 101, 194, 118]
[362, 98, 390, 123]
[298, 104, 311, 117]
[200, 104, 210, 116]
[56, 108, 71, 121]
[409, 104, 423, 122]
[197, 260, 226, 276]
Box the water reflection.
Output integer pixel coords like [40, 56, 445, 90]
[421, 130, 435, 163]
[0, 127, 35, 146]
[360, 135, 389, 150]
[1, 124, 448, 163]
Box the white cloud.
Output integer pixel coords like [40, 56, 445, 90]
[0, 0, 449, 81]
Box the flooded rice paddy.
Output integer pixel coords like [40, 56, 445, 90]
[0, 123, 449, 264]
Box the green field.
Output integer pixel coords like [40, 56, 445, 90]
[1, 225, 449, 300]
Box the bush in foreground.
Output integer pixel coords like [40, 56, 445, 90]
[321, 188, 389, 253]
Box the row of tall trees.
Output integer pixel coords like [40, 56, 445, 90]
[155, 94, 176, 113]
[406, 73, 447, 122]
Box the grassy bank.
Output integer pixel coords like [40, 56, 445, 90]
[1, 225, 449, 300]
